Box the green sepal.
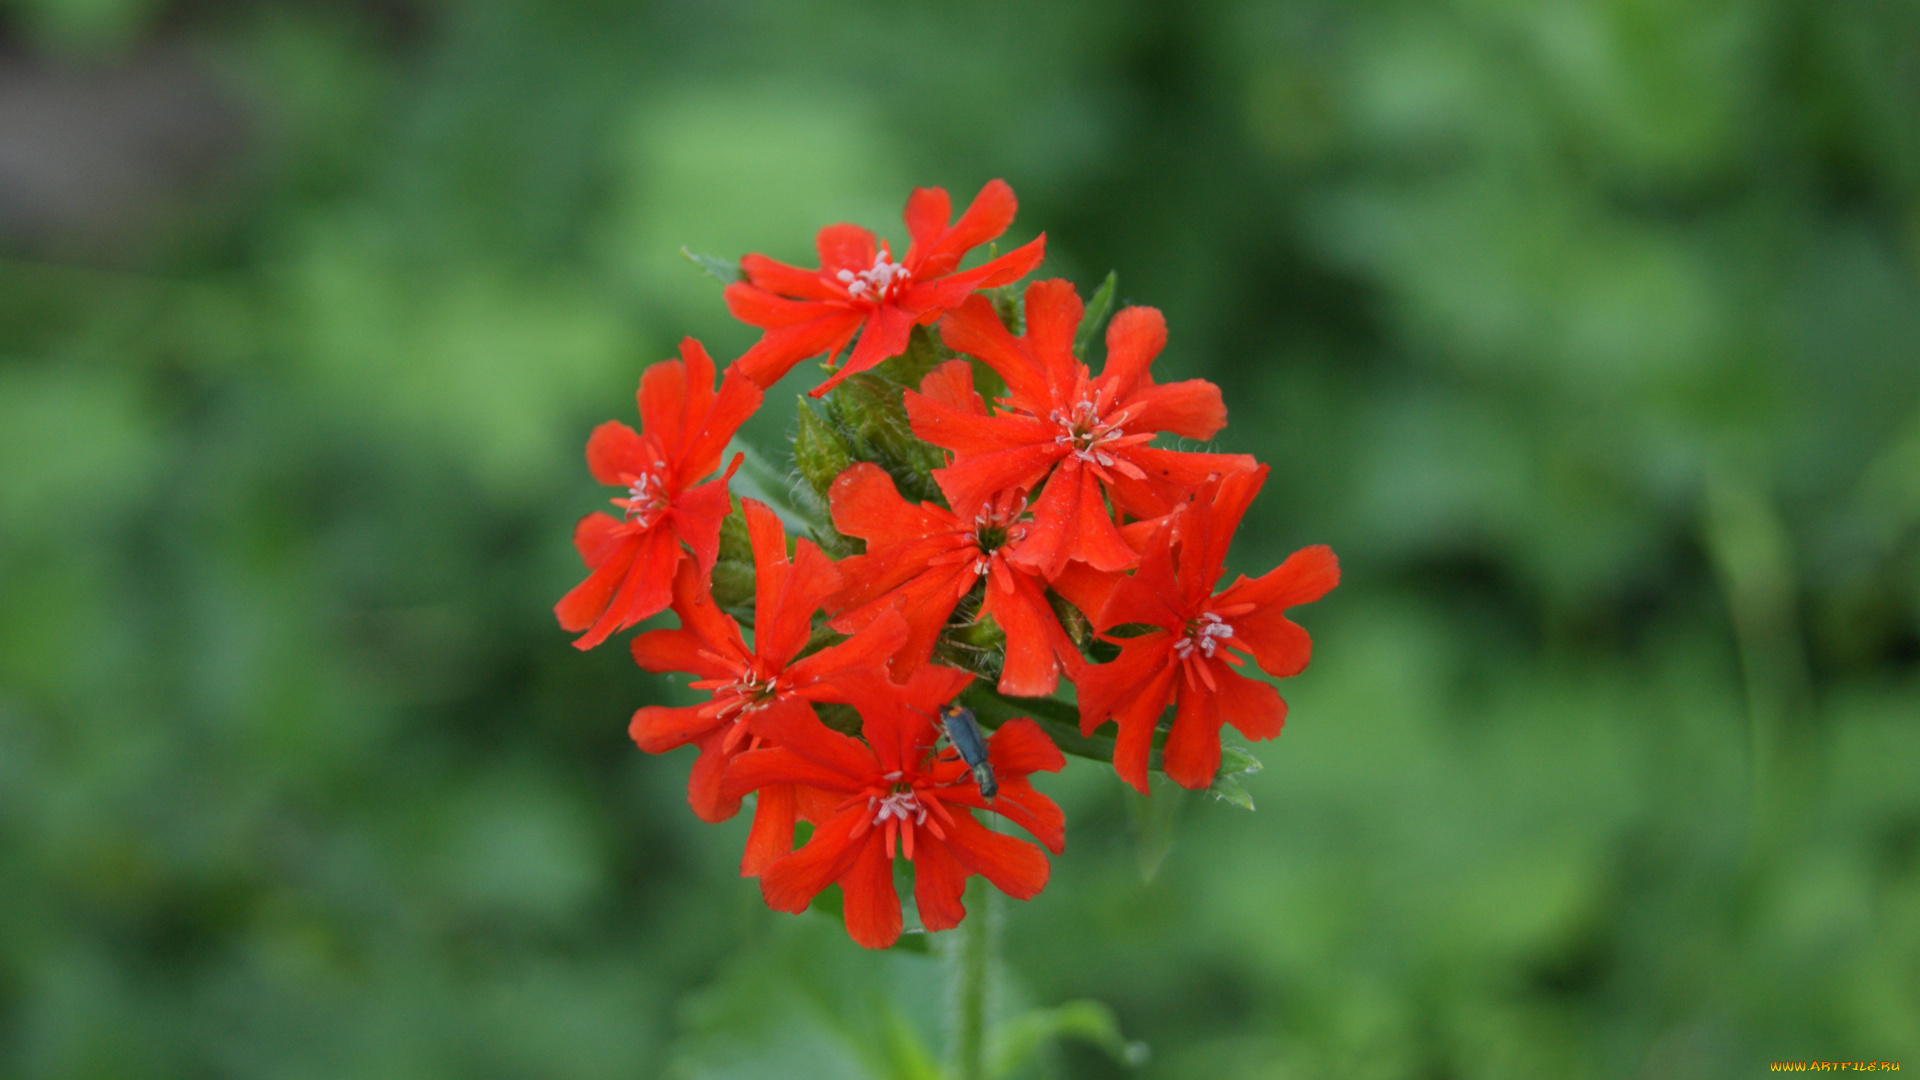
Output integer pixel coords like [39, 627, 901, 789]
[869, 324, 953, 391]
[1046, 588, 1093, 652]
[985, 282, 1025, 334]
[717, 498, 752, 564]
[1073, 270, 1119, 359]
[709, 499, 758, 614]
[793, 396, 854, 502]
[708, 559, 756, 614]
[680, 246, 742, 284]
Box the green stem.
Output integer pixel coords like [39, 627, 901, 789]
[953, 877, 992, 1080]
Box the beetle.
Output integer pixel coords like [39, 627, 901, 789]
[937, 702, 997, 799]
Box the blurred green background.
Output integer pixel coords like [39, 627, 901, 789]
[3, 0, 1918, 1076]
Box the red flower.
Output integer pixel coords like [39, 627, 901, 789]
[825, 363, 1086, 698]
[725, 180, 1046, 395]
[628, 499, 908, 870]
[1074, 467, 1339, 793]
[908, 279, 1256, 580]
[722, 666, 1066, 949]
[555, 339, 762, 650]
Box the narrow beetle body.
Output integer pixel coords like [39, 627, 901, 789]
[938, 702, 997, 799]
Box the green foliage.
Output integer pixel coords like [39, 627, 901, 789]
[2, 0, 1918, 1077]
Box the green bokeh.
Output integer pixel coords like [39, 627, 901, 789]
[1, 0, 1916, 1076]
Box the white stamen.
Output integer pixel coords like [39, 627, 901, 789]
[839, 248, 912, 303]
[872, 789, 927, 826]
[1050, 400, 1131, 465]
[1173, 612, 1236, 659]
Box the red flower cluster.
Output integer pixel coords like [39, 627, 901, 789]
[557, 181, 1337, 947]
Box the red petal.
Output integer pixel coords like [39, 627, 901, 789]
[913, 179, 1016, 279]
[585, 421, 647, 487]
[761, 538, 843, 669]
[639, 354, 701, 463]
[1048, 559, 1126, 632]
[910, 831, 970, 932]
[986, 717, 1067, 776]
[1012, 460, 1137, 580]
[742, 699, 877, 782]
[741, 254, 839, 301]
[1074, 632, 1171, 731]
[811, 305, 917, 397]
[815, 223, 877, 274]
[981, 568, 1069, 698]
[1097, 305, 1166, 404]
[832, 562, 976, 680]
[840, 836, 904, 949]
[1216, 666, 1287, 741]
[555, 533, 638, 634]
[1216, 545, 1337, 677]
[902, 186, 954, 268]
[1077, 637, 1177, 793]
[976, 776, 1065, 855]
[1104, 447, 1259, 522]
[1121, 378, 1226, 442]
[941, 811, 1050, 900]
[907, 392, 1057, 457]
[916, 359, 987, 416]
[1162, 681, 1224, 790]
[725, 281, 830, 329]
[936, 294, 1050, 410]
[759, 805, 870, 913]
[1020, 279, 1083, 395]
[668, 474, 733, 576]
[687, 725, 745, 822]
[786, 606, 911, 691]
[1180, 467, 1268, 600]
[723, 744, 864, 800]
[743, 498, 792, 648]
[741, 783, 797, 877]
[828, 463, 958, 551]
[1097, 516, 1182, 631]
[679, 363, 764, 482]
[629, 702, 720, 754]
[733, 313, 863, 389]
[914, 236, 1049, 312]
[572, 512, 627, 569]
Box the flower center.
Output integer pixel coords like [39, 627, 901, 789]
[835, 248, 913, 304]
[871, 785, 927, 827]
[970, 494, 1031, 574]
[620, 465, 671, 527]
[1173, 612, 1235, 659]
[1050, 398, 1131, 467]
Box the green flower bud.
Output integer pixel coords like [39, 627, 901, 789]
[819, 372, 946, 505]
[793, 397, 854, 502]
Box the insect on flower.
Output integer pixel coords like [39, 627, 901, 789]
[938, 702, 997, 798]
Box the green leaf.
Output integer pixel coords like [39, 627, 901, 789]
[681, 246, 742, 284]
[988, 1000, 1149, 1076]
[957, 684, 1169, 772]
[1072, 271, 1119, 359]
